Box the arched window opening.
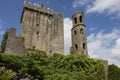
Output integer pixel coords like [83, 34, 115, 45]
[80, 16, 82, 23]
[83, 43, 86, 49]
[74, 17, 77, 24]
[80, 28, 84, 34]
[75, 44, 78, 50]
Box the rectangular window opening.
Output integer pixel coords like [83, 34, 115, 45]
[36, 31, 39, 35]
[36, 24, 39, 26]
[74, 30, 77, 35]
[33, 46, 35, 50]
[83, 43, 86, 49]
[75, 44, 78, 50]
[80, 29, 84, 34]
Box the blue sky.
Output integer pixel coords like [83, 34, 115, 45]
[0, 0, 120, 66]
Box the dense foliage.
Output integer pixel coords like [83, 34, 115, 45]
[1, 31, 8, 53]
[0, 67, 16, 80]
[108, 64, 120, 80]
[0, 50, 107, 80]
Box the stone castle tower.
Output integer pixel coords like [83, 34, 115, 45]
[70, 12, 88, 55]
[5, 2, 64, 55]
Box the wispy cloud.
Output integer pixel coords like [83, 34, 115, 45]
[73, 0, 93, 8]
[88, 28, 120, 66]
[0, 19, 5, 36]
[73, 0, 120, 19]
[0, 31, 5, 36]
[46, 0, 50, 5]
[0, 20, 2, 29]
[64, 17, 120, 66]
[89, 27, 96, 32]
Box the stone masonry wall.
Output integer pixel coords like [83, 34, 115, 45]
[20, 2, 64, 55]
[70, 12, 88, 55]
[5, 28, 25, 55]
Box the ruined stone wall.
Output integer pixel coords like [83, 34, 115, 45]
[5, 28, 25, 55]
[99, 60, 108, 80]
[104, 60, 108, 80]
[20, 2, 64, 55]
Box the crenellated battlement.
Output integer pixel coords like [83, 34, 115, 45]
[24, 2, 53, 15]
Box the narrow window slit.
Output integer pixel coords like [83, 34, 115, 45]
[75, 44, 78, 50]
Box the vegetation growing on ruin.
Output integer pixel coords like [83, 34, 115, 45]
[0, 50, 107, 80]
[1, 31, 8, 53]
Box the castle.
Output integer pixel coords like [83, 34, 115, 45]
[4, 1, 88, 56]
[2, 2, 108, 79]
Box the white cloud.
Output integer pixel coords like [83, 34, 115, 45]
[64, 18, 72, 54]
[73, 0, 93, 8]
[0, 31, 4, 36]
[89, 27, 96, 32]
[87, 28, 120, 66]
[73, 0, 120, 19]
[0, 19, 4, 36]
[64, 17, 120, 66]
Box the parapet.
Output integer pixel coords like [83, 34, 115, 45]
[57, 13, 64, 18]
[24, 2, 54, 15]
[8, 28, 16, 37]
[8, 28, 16, 32]
[72, 12, 84, 18]
[21, 1, 63, 24]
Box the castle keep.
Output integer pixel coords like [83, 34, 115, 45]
[5, 2, 64, 55]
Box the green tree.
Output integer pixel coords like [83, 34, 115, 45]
[0, 50, 107, 80]
[1, 31, 8, 53]
[108, 64, 120, 80]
